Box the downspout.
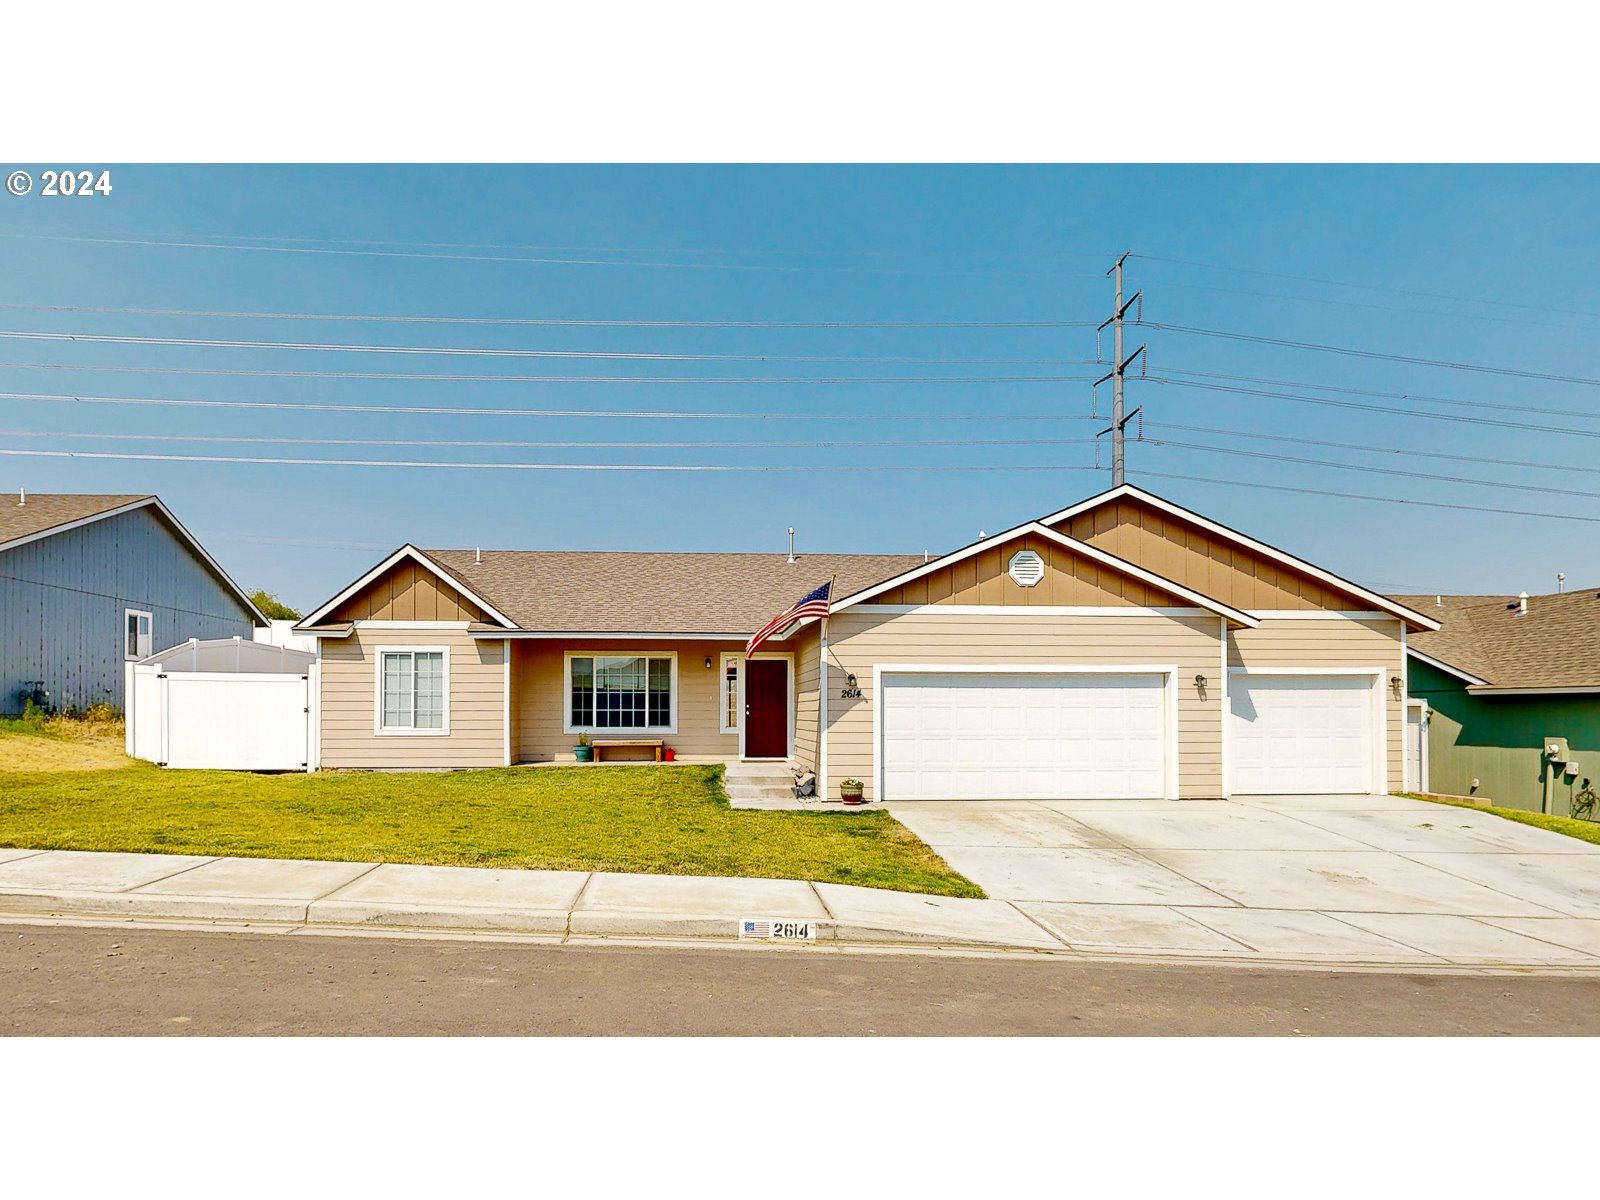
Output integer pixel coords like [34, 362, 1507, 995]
[818, 614, 829, 797]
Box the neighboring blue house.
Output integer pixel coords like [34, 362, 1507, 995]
[1, 490, 264, 714]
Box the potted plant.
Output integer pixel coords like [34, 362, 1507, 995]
[839, 778, 865, 805]
[573, 731, 593, 763]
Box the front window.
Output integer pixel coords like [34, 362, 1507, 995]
[380, 650, 445, 731]
[569, 655, 673, 730]
[124, 609, 152, 660]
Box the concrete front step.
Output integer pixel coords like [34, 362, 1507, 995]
[725, 784, 799, 801]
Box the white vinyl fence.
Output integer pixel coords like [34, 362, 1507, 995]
[126, 637, 319, 771]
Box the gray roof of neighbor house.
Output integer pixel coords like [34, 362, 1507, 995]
[422, 549, 927, 634]
[0, 492, 152, 549]
[1394, 590, 1600, 689]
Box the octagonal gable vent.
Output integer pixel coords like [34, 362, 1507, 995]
[1008, 549, 1046, 587]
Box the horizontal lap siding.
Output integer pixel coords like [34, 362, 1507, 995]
[514, 639, 745, 763]
[320, 627, 505, 769]
[792, 623, 821, 773]
[823, 611, 1225, 802]
[1228, 617, 1406, 791]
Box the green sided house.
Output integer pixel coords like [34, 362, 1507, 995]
[293, 484, 1438, 801]
[1396, 588, 1600, 816]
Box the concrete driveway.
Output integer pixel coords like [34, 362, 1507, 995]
[887, 794, 1600, 965]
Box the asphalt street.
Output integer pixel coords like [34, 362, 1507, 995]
[4, 922, 1598, 1035]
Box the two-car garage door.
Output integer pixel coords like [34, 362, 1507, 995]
[880, 672, 1167, 801]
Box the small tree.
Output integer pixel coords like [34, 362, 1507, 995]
[249, 589, 303, 621]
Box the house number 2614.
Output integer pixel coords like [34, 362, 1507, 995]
[839, 686, 862, 699]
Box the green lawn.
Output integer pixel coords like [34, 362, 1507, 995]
[1407, 794, 1600, 848]
[0, 762, 983, 898]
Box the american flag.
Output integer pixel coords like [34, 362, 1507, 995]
[745, 579, 832, 657]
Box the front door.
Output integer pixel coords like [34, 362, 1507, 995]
[744, 659, 789, 758]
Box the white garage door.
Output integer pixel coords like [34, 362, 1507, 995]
[1229, 674, 1375, 795]
[880, 672, 1167, 801]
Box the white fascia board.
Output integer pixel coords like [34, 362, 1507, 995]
[1041, 483, 1443, 632]
[488, 630, 748, 641]
[0, 496, 269, 626]
[298, 544, 516, 630]
[1408, 648, 1491, 688]
[830, 520, 1259, 628]
[1467, 684, 1600, 696]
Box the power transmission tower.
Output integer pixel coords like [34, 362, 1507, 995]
[1096, 252, 1146, 486]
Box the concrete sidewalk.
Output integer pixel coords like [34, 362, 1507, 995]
[2, 845, 1599, 969]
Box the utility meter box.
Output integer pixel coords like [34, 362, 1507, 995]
[1545, 736, 1570, 762]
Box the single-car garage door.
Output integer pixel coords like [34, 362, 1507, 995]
[1228, 673, 1375, 794]
[880, 671, 1167, 801]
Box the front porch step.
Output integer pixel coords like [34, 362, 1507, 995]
[724, 783, 800, 802]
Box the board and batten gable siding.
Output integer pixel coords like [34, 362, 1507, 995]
[822, 609, 1225, 803]
[1228, 616, 1406, 791]
[319, 627, 507, 769]
[512, 638, 745, 763]
[871, 532, 1190, 609]
[327, 559, 489, 623]
[1055, 497, 1353, 611]
[0, 504, 255, 714]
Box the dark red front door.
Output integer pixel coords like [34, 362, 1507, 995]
[744, 659, 788, 758]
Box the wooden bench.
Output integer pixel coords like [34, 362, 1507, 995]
[590, 738, 664, 763]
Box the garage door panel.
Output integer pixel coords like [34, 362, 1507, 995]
[1229, 674, 1374, 795]
[882, 672, 1167, 801]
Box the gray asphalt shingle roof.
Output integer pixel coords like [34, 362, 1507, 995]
[1395, 590, 1600, 689]
[0, 493, 152, 549]
[422, 549, 928, 634]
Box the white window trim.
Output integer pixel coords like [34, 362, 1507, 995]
[124, 608, 153, 661]
[732, 651, 795, 760]
[562, 650, 679, 736]
[871, 663, 1181, 802]
[373, 645, 452, 737]
[719, 652, 742, 735]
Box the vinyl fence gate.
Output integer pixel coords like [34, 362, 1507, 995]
[126, 637, 319, 771]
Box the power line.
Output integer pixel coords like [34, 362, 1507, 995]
[0, 446, 1105, 474]
[1145, 375, 1600, 440]
[0, 301, 1093, 331]
[1131, 253, 1600, 323]
[1140, 320, 1600, 387]
[1138, 470, 1600, 526]
[0, 360, 1092, 387]
[3, 223, 1115, 264]
[1149, 419, 1600, 477]
[0, 389, 1093, 422]
[2, 230, 1105, 280]
[0, 428, 1094, 451]
[0, 329, 1093, 367]
[1156, 365, 1600, 422]
[1140, 435, 1600, 502]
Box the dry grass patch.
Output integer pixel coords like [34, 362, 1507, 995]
[0, 710, 133, 773]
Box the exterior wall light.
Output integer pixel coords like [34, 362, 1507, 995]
[704, 656, 713, 669]
[1194, 673, 1208, 699]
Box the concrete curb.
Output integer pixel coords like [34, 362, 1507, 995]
[4, 848, 1600, 970]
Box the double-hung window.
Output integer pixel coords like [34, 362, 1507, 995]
[124, 609, 152, 660]
[568, 654, 673, 731]
[378, 649, 447, 733]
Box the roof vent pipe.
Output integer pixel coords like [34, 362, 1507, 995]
[474, 547, 482, 565]
[1518, 591, 1529, 616]
[786, 527, 796, 565]
[16, 486, 23, 507]
[1558, 572, 1566, 593]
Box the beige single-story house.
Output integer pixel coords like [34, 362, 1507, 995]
[293, 484, 1439, 801]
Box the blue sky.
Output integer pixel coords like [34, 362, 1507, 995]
[2, 164, 1598, 612]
